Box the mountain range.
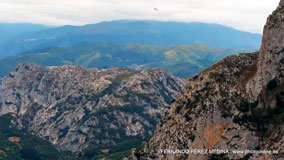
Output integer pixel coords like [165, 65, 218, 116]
[0, 20, 261, 59]
[0, 42, 246, 79]
[0, 3, 281, 160]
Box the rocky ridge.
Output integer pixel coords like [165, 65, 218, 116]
[129, 0, 284, 160]
[0, 63, 184, 153]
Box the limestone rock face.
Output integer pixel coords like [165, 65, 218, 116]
[247, 0, 284, 100]
[0, 63, 184, 152]
[129, 1, 284, 159]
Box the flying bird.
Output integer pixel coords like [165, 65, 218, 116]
[154, 7, 158, 11]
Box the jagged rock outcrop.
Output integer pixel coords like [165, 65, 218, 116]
[129, 1, 284, 160]
[0, 63, 184, 152]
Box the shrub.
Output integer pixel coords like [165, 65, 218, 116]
[267, 79, 278, 90]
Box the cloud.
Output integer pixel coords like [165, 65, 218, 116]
[0, 0, 280, 33]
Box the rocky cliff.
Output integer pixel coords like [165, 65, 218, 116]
[129, 0, 284, 160]
[0, 63, 184, 155]
[247, 0, 284, 100]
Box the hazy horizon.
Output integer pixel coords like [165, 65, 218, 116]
[0, 19, 265, 35]
[0, 0, 279, 33]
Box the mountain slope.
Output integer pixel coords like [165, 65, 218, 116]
[0, 114, 74, 160]
[0, 63, 184, 159]
[0, 23, 49, 46]
[131, 52, 260, 160]
[0, 21, 261, 58]
[129, 1, 284, 160]
[144, 43, 242, 77]
[0, 42, 243, 79]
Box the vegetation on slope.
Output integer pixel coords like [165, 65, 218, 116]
[0, 114, 74, 160]
[0, 42, 245, 79]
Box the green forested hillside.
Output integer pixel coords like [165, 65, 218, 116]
[0, 114, 73, 160]
[0, 42, 245, 79]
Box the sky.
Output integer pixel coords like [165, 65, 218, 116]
[0, 0, 280, 33]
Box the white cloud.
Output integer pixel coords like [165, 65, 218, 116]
[0, 0, 280, 33]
